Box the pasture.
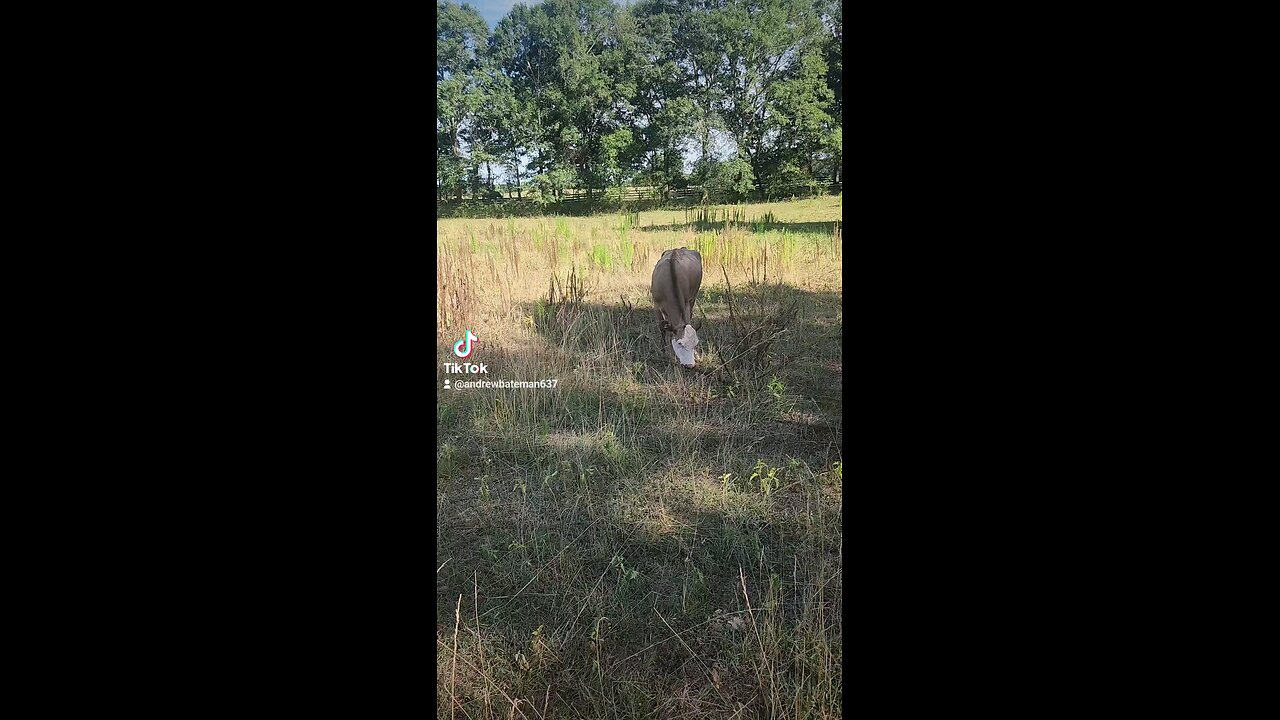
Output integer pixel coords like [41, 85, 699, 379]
[436, 197, 843, 719]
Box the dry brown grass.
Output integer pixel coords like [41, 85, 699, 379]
[437, 197, 842, 719]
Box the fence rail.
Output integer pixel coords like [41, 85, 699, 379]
[438, 181, 842, 205]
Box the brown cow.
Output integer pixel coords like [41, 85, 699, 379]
[651, 247, 703, 367]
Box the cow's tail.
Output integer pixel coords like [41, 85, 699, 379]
[667, 252, 687, 328]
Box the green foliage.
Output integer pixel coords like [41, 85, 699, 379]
[436, 1, 488, 80]
[437, 440, 461, 481]
[532, 164, 579, 202]
[749, 459, 779, 496]
[437, 1, 492, 199]
[441, 0, 841, 207]
[760, 159, 817, 200]
[609, 553, 640, 582]
[704, 157, 757, 201]
[601, 128, 636, 194]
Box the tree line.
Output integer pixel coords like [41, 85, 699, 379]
[437, 0, 842, 204]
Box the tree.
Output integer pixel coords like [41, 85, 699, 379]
[493, 0, 633, 201]
[438, 0, 841, 206]
[713, 0, 830, 191]
[762, 47, 833, 192]
[704, 156, 756, 201]
[639, 0, 833, 197]
[437, 1, 490, 199]
[601, 128, 636, 200]
[818, 0, 841, 125]
[817, 0, 841, 183]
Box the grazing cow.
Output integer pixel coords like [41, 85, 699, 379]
[651, 247, 703, 367]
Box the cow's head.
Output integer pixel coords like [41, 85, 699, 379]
[672, 324, 699, 367]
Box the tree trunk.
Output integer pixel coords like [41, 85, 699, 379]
[452, 131, 463, 201]
[748, 152, 763, 202]
[655, 149, 665, 197]
[664, 144, 672, 197]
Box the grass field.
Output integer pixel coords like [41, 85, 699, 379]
[437, 197, 843, 719]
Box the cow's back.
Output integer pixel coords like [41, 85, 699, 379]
[651, 247, 703, 326]
[658, 247, 702, 293]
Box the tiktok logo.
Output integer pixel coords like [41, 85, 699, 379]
[453, 329, 477, 359]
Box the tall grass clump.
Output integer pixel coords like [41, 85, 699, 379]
[686, 205, 749, 231]
[619, 237, 635, 272]
[437, 238, 477, 331]
[776, 227, 798, 267]
[537, 264, 590, 346]
[590, 243, 613, 271]
[616, 212, 638, 271]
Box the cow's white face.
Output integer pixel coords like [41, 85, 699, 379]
[673, 325, 699, 367]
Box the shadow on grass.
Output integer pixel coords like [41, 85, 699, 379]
[436, 320, 843, 715]
[513, 282, 841, 406]
[436, 461, 843, 718]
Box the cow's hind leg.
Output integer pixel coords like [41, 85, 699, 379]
[653, 306, 668, 356]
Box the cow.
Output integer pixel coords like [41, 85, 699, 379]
[651, 247, 703, 367]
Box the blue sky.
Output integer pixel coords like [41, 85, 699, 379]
[467, 0, 524, 28]
[466, 0, 630, 29]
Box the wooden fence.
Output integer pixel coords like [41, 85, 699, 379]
[439, 181, 842, 205]
[563, 182, 842, 202]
